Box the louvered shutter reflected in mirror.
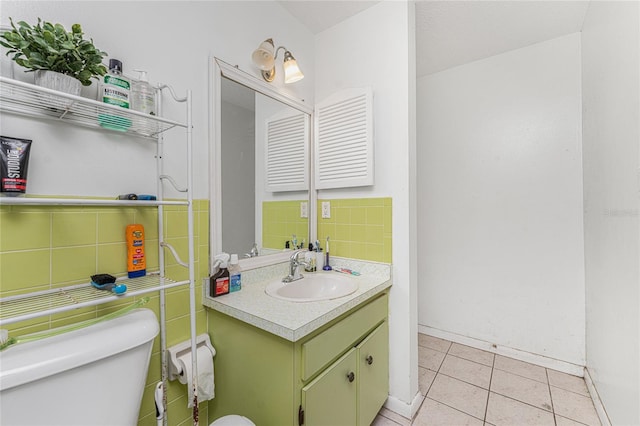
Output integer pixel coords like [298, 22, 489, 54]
[264, 111, 310, 192]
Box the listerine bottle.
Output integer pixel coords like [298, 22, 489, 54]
[98, 59, 131, 109]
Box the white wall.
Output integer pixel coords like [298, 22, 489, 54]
[581, 1, 640, 424]
[417, 34, 586, 365]
[221, 100, 255, 255]
[0, 1, 315, 199]
[315, 1, 419, 416]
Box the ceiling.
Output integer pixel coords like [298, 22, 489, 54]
[278, 1, 381, 34]
[278, 0, 590, 77]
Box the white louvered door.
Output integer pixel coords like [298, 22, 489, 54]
[315, 87, 374, 189]
[264, 110, 310, 192]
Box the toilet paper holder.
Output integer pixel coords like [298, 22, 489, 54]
[167, 334, 216, 381]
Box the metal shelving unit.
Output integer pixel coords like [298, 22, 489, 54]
[0, 274, 188, 326]
[0, 76, 199, 424]
[0, 197, 188, 207]
[0, 76, 184, 138]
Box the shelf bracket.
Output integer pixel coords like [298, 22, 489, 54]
[158, 84, 188, 103]
[160, 242, 189, 268]
[160, 175, 187, 193]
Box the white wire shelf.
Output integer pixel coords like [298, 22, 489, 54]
[0, 273, 190, 326]
[0, 197, 189, 207]
[0, 76, 186, 138]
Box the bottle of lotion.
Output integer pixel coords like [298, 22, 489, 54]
[126, 224, 146, 278]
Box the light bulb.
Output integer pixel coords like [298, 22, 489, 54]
[283, 51, 304, 84]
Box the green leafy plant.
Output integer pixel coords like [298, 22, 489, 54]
[0, 18, 108, 86]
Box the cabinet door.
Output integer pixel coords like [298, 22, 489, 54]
[357, 322, 389, 426]
[302, 348, 357, 426]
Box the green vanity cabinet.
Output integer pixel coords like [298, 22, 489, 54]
[207, 291, 389, 426]
[302, 321, 389, 426]
[356, 322, 389, 426]
[302, 348, 358, 426]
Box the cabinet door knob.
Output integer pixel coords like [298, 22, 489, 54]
[347, 372, 355, 382]
[366, 355, 374, 365]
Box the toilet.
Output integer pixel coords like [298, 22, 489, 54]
[210, 414, 255, 425]
[0, 307, 256, 426]
[0, 308, 159, 425]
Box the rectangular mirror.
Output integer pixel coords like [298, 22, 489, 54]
[211, 58, 314, 268]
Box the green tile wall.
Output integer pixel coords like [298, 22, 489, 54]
[262, 200, 309, 250]
[0, 199, 210, 426]
[317, 197, 392, 263]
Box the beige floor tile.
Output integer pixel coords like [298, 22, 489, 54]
[372, 413, 403, 426]
[418, 334, 452, 353]
[419, 346, 446, 371]
[555, 414, 588, 426]
[413, 398, 484, 426]
[419, 366, 437, 395]
[449, 343, 495, 367]
[490, 369, 553, 411]
[494, 355, 548, 383]
[547, 369, 590, 397]
[427, 374, 489, 419]
[379, 407, 411, 426]
[485, 392, 555, 426]
[439, 355, 492, 389]
[550, 386, 601, 426]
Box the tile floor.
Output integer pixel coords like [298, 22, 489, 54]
[373, 333, 601, 426]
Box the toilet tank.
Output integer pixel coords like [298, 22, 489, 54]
[0, 308, 159, 426]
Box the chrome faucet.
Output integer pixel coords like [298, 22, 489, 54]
[283, 250, 309, 283]
[244, 243, 259, 258]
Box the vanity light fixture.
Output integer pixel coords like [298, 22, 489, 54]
[251, 38, 304, 84]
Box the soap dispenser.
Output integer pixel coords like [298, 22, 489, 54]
[131, 70, 156, 115]
[304, 243, 316, 272]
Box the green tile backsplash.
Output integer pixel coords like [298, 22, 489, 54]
[317, 197, 392, 263]
[262, 200, 309, 250]
[0, 199, 210, 425]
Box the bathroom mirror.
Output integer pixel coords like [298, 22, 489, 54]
[210, 58, 314, 268]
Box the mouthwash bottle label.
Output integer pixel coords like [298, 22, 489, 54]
[101, 75, 131, 109]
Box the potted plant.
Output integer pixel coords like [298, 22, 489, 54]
[0, 18, 108, 96]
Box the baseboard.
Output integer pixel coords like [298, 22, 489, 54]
[418, 325, 584, 377]
[384, 391, 424, 421]
[584, 367, 612, 426]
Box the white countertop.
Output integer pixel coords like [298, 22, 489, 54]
[202, 257, 392, 342]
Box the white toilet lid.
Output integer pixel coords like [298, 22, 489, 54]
[210, 414, 255, 426]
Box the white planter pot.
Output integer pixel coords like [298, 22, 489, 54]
[34, 70, 81, 95]
[33, 70, 81, 109]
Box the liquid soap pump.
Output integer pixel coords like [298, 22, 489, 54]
[131, 70, 156, 115]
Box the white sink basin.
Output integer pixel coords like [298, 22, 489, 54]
[265, 272, 359, 302]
